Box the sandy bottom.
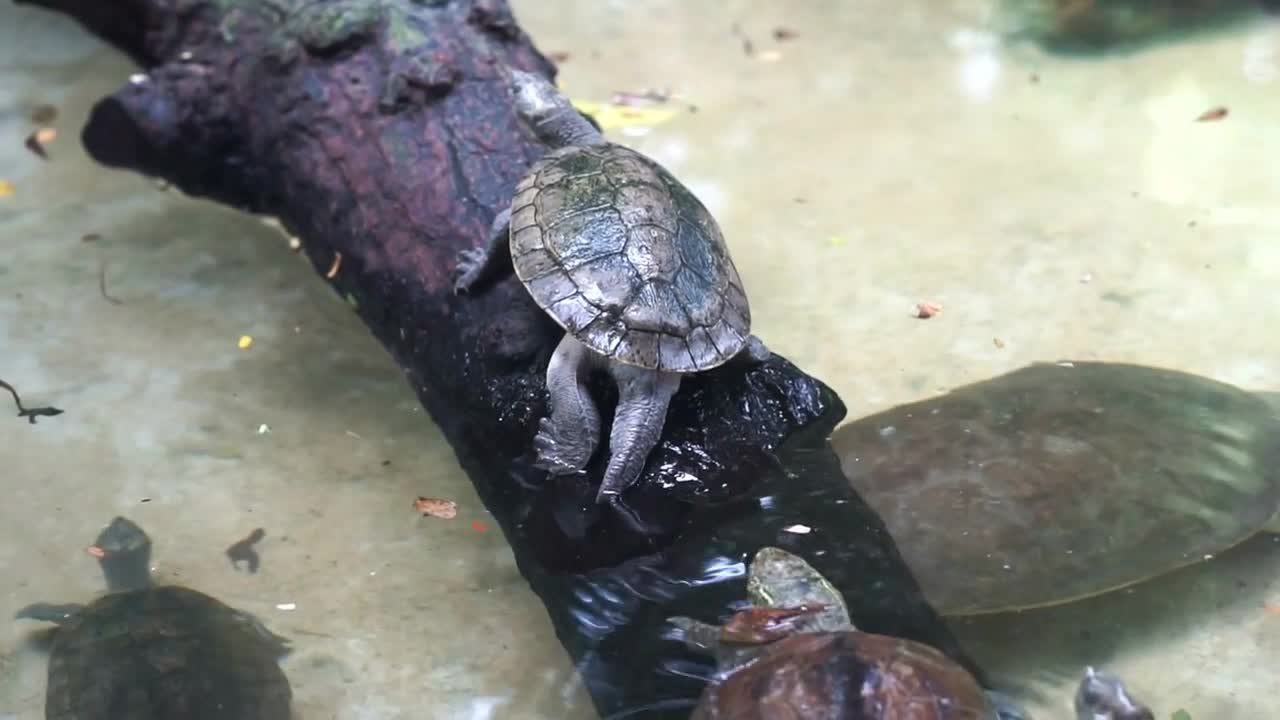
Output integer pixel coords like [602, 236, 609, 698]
[2, 1, 1278, 718]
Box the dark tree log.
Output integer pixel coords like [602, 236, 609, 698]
[14, 0, 987, 716]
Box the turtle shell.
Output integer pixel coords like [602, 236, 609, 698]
[692, 631, 995, 720]
[508, 143, 750, 371]
[44, 585, 291, 720]
[831, 361, 1280, 616]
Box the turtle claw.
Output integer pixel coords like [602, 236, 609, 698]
[532, 416, 591, 474]
[452, 248, 488, 295]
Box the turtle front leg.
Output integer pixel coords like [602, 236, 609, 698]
[596, 362, 682, 503]
[14, 602, 86, 625]
[532, 334, 602, 475]
[453, 207, 512, 295]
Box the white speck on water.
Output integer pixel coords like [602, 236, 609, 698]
[276, 602, 297, 611]
[878, 425, 896, 437]
[783, 524, 812, 534]
[257, 424, 271, 434]
[129, 73, 148, 85]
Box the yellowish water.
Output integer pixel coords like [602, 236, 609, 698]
[2, 1, 1279, 718]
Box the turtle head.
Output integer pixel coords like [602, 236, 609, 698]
[89, 516, 153, 593]
[745, 547, 851, 631]
[1075, 666, 1154, 720]
[506, 68, 604, 147]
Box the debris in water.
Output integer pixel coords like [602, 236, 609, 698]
[325, 251, 342, 278]
[257, 423, 271, 434]
[1171, 710, 1192, 720]
[470, 520, 489, 533]
[782, 524, 812, 534]
[1194, 106, 1227, 122]
[0, 378, 64, 424]
[99, 260, 123, 305]
[24, 128, 56, 159]
[548, 51, 571, 63]
[0, 180, 13, 198]
[81, 233, 101, 243]
[610, 89, 671, 107]
[30, 104, 57, 124]
[772, 27, 798, 41]
[238, 335, 253, 349]
[226, 528, 266, 573]
[414, 497, 458, 519]
[275, 602, 296, 611]
[914, 301, 943, 319]
[993, 337, 1006, 349]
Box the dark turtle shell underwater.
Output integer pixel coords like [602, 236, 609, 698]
[508, 142, 751, 372]
[832, 361, 1280, 616]
[43, 586, 291, 720]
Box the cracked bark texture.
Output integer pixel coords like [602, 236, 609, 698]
[13, 0, 987, 716]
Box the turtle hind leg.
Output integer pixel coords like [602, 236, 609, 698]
[453, 207, 512, 295]
[532, 334, 602, 475]
[596, 363, 682, 503]
[14, 602, 85, 625]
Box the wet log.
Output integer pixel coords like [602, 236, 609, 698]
[14, 0, 987, 716]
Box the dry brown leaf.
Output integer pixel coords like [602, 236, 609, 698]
[414, 496, 458, 519]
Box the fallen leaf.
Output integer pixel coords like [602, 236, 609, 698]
[30, 104, 57, 124]
[238, 335, 254, 349]
[470, 520, 489, 533]
[1194, 106, 1227, 122]
[993, 337, 1006, 349]
[914, 301, 943, 319]
[571, 99, 680, 131]
[414, 496, 458, 519]
[0, 180, 13, 198]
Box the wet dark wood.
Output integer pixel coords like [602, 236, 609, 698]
[14, 0, 985, 715]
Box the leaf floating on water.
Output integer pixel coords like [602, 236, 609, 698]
[0, 180, 13, 198]
[1194, 106, 1227, 122]
[238, 335, 254, 350]
[1171, 710, 1192, 720]
[414, 496, 458, 519]
[571, 99, 680, 131]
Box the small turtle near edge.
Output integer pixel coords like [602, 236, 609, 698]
[15, 517, 292, 720]
[454, 68, 769, 504]
[670, 547, 1154, 720]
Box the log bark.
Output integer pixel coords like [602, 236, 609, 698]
[14, 0, 986, 715]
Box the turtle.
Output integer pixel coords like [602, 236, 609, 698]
[14, 516, 293, 720]
[1075, 666, 1154, 720]
[453, 68, 769, 503]
[829, 361, 1280, 616]
[668, 546, 1028, 719]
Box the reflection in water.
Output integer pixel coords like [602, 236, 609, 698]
[831, 361, 1280, 617]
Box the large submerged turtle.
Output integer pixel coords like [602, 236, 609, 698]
[454, 69, 768, 503]
[669, 547, 1152, 719]
[15, 516, 292, 720]
[831, 361, 1280, 616]
[668, 546, 1024, 719]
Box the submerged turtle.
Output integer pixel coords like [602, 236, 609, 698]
[669, 546, 1025, 719]
[831, 361, 1280, 616]
[454, 68, 768, 503]
[15, 516, 292, 720]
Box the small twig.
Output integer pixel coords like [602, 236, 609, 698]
[99, 259, 123, 305]
[0, 378, 64, 424]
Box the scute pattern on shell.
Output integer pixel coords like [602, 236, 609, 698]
[509, 144, 750, 371]
[45, 586, 291, 720]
